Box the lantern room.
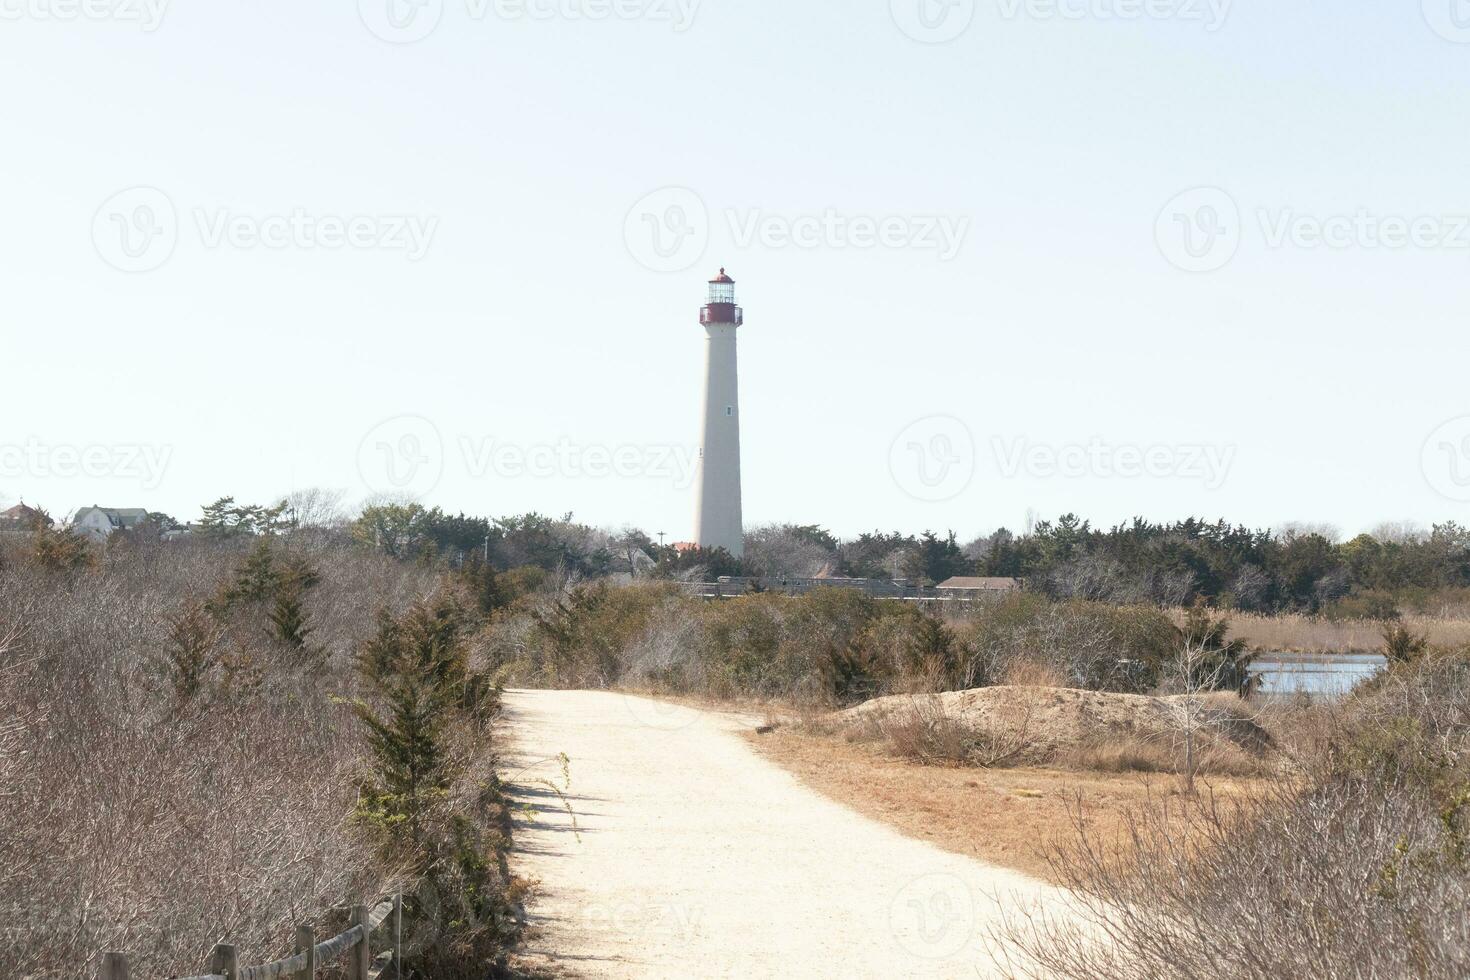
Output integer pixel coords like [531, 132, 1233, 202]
[700, 268, 743, 326]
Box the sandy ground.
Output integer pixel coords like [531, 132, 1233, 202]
[747, 726, 1268, 883]
[504, 689, 1072, 979]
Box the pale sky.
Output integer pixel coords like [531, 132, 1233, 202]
[3, 1, 1469, 540]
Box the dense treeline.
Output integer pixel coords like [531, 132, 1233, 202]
[337, 504, 1470, 616]
[978, 516, 1470, 612]
[14, 497, 1469, 615]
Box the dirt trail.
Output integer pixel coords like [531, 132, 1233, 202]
[505, 690, 1073, 979]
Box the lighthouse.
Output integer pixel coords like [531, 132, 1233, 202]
[693, 268, 745, 558]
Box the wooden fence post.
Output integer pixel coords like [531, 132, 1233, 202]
[393, 894, 403, 979]
[347, 904, 371, 980]
[99, 952, 130, 980]
[295, 924, 316, 978]
[209, 943, 239, 980]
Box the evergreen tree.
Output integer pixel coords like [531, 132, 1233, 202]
[354, 597, 471, 860]
[461, 552, 504, 618]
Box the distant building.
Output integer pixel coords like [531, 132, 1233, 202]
[71, 506, 150, 543]
[162, 523, 203, 543]
[0, 503, 51, 533]
[936, 576, 1022, 596]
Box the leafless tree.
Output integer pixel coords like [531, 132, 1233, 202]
[1158, 634, 1231, 794]
[283, 487, 349, 529]
[741, 524, 833, 580]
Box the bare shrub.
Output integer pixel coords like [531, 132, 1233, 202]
[995, 655, 1470, 980]
[852, 697, 1035, 769]
[1002, 658, 1068, 688]
[957, 596, 1177, 693]
[859, 699, 980, 766]
[0, 533, 488, 978]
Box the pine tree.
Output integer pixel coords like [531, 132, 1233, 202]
[355, 597, 471, 859]
[165, 597, 225, 702]
[268, 582, 312, 648]
[461, 552, 504, 618]
[218, 540, 278, 608]
[266, 557, 320, 649]
[356, 670, 455, 854]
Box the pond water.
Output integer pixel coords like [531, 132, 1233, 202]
[1248, 652, 1388, 698]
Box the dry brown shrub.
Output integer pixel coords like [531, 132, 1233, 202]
[1002, 658, 1068, 688]
[994, 656, 1470, 980]
[845, 696, 1035, 768]
[0, 534, 449, 978]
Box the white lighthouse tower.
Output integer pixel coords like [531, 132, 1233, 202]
[693, 268, 745, 558]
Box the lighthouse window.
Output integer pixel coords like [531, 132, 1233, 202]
[726, 407, 734, 416]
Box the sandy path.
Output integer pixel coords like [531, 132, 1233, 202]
[504, 690, 1071, 979]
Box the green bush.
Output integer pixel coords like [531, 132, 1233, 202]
[354, 596, 521, 977]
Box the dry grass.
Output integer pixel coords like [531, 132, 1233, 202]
[831, 686, 1275, 776]
[1055, 734, 1265, 778]
[1201, 610, 1470, 653]
[746, 725, 1267, 884]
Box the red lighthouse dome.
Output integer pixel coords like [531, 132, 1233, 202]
[701, 268, 743, 326]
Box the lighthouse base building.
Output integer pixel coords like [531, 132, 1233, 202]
[693, 269, 745, 558]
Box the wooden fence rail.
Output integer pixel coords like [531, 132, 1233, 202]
[97, 896, 401, 980]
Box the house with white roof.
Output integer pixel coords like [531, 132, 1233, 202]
[71, 506, 150, 543]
